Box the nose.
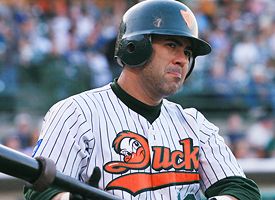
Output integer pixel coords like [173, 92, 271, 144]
[172, 48, 189, 67]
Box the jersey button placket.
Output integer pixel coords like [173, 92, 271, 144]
[147, 127, 158, 148]
[148, 128, 156, 139]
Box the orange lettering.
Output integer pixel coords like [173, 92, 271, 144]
[180, 139, 199, 169]
[171, 150, 185, 169]
[152, 147, 172, 170]
[152, 138, 199, 171]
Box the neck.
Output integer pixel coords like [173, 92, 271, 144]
[117, 68, 162, 106]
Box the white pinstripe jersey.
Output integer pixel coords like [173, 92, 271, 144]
[32, 82, 245, 200]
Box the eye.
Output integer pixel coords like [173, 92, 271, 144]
[133, 141, 140, 148]
[132, 140, 141, 151]
[184, 49, 193, 58]
[167, 42, 177, 48]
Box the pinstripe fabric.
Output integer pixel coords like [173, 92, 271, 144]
[32, 83, 245, 200]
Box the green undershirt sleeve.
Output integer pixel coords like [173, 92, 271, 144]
[23, 185, 64, 200]
[205, 176, 261, 200]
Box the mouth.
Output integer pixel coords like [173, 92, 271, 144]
[166, 67, 183, 79]
[167, 71, 182, 79]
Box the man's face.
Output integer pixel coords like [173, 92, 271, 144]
[140, 35, 192, 98]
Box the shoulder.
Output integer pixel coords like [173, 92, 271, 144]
[162, 100, 202, 122]
[46, 83, 113, 116]
[61, 83, 112, 104]
[71, 83, 113, 101]
[162, 99, 197, 113]
[162, 100, 218, 132]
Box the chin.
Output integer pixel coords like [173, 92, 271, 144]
[158, 80, 183, 96]
[162, 86, 180, 96]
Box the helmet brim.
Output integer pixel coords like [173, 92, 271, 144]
[188, 37, 211, 56]
[124, 31, 211, 56]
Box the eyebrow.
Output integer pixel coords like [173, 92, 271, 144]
[164, 38, 192, 49]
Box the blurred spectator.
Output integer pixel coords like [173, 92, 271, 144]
[232, 139, 254, 158]
[206, 58, 234, 99]
[232, 35, 260, 71]
[226, 113, 246, 146]
[24, 116, 42, 156]
[1, 134, 21, 151]
[13, 113, 33, 151]
[50, 1, 70, 55]
[246, 65, 275, 111]
[0, 112, 40, 156]
[208, 26, 230, 60]
[87, 51, 112, 88]
[246, 109, 274, 158]
[228, 63, 250, 101]
[266, 135, 275, 158]
[225, 113, 250, 158]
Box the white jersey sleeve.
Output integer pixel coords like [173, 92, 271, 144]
[184, 108, 246, 192]
[32, 96, 94, 181]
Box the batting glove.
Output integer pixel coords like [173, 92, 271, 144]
[69, 167, 102, 200]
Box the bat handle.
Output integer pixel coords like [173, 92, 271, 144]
[32, 156, 57, 192]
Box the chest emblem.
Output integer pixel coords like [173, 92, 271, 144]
[104, 131, 199, 195]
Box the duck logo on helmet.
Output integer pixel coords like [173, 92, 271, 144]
[180, 10, 193, 30]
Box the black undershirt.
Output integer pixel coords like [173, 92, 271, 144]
[110, 79, 162, 124]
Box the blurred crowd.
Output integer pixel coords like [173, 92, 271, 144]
[0, 0, 129, 111]
[225, 110, 275, 159]
[1, 113, 40, 156]
[0, 0, 275, 158]
[183, 0, 275, 113]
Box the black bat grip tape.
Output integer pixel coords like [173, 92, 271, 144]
[32, 156, 56, 192]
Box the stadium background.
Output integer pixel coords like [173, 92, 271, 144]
[0, 0, 274, 199]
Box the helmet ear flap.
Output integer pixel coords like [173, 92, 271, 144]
[115, 35, 152, 68]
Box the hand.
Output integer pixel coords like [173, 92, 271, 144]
[209, 196, 238, 200]
[69, 167, 101, 200]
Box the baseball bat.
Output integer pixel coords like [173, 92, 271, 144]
[0, 144, 122, 200]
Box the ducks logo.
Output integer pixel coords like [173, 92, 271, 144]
[104, 131, 200, 196]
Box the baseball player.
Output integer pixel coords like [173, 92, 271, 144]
[24, 0, 261, 200]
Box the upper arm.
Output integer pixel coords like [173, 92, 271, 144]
[23, 185, 63, 200]
[32, 98, 94, 179]
[205, 176, 261, 200]
[194, 110, 245, 191]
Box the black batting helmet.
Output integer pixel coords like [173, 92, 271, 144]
[114, 0, 211, 78]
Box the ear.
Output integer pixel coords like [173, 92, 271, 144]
[115, 35, 152, 68]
